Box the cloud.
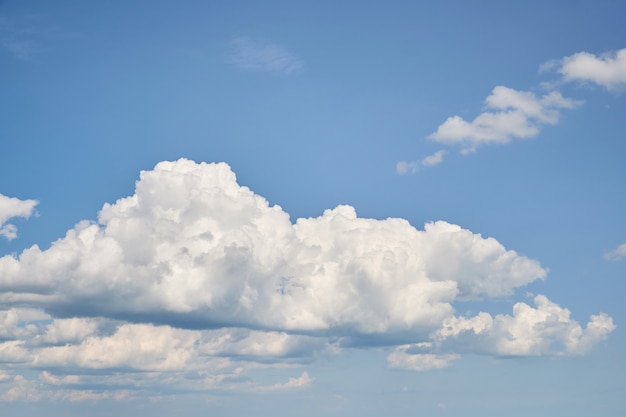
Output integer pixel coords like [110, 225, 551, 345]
[396, 160, 418, 175]
[429, 86, 582, 154]
[396, 150, 446, 175]
[229, 37, 302, 74]
[387, 344, 459, 371]
[556, 48, 626, 91]
[0, 159, 547, 338]
[435, 295, 615, 356]
[0, 373, 131, 402]
[256, 372, 313, 392]
[421, 150, 446, 167]
[604, 243, 626, 261]
[0, 159, 613, 398]
[0, 15, 58, 61]
[401, 49, 625, 171]
[0, 193, 38, 240]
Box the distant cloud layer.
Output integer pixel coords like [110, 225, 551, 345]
[0, 193, 38, 240]
[229, 37, 302, 74]
[0, 159, 614, 401]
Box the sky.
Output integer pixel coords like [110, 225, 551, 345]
[1, 1, 625, 416]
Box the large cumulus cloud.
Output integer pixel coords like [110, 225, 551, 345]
[0, 158, 546, 338]
[0, 158, 614, 401]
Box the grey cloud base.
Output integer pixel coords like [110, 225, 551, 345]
[0, 158, 614, 400]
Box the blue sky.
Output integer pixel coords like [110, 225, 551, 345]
[1, 1, 625, 416]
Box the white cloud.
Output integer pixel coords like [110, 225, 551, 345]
[0, 309, 333, 374]
[199, 328, 337, 361]
[429, 86, 582, 154]
[34, 323, 201, 371]
[421, 150, 446, 167]
[0, 373, 131, 402]
[396, 150, 446, 175]
[39, 371, 81, 386]
[435, 295, 615, 356]
[557, 48, 626, 91]
[256, 371, 313, 392]
[0, 159, 613, 396]
[39, 317, 102, 345]
[396, 160, 419, 175]
[0, 159, 546, 339]
[0, 193, 38, 240]
[0, 308, 49, 340]
[604, 243, 626, 261]
[229, 37, 302, 75]
[387, 344, 459, 371]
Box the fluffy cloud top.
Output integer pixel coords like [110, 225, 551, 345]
[557, 48, 626, 91]
[0, 193, 38, 240]
[429, 86, 582, 153]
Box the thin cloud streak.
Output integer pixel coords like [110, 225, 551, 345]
[229, 37, 303, 74]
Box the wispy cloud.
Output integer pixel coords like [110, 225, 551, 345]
[0, 16, 48, 60]
[604, 243, 626, 261]
[396, 150, 446, 175]
[229, 37, 303, 75]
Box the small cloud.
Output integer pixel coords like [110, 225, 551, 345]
[396, 150, 446, 175]
[554, 48, 626, 91]
[229, 37, 303, 75]
[421, 150, 446, 167]
[256, 372, 313, 392]
[0, 193, 38, 240]
[538, 59, 559, 74]
[429, 86, 582, 155]
[396, 160, 418, 175]
[387, 346, 459, 372]
[429, 86, 582, 154]
[604, 243, 626, 262]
